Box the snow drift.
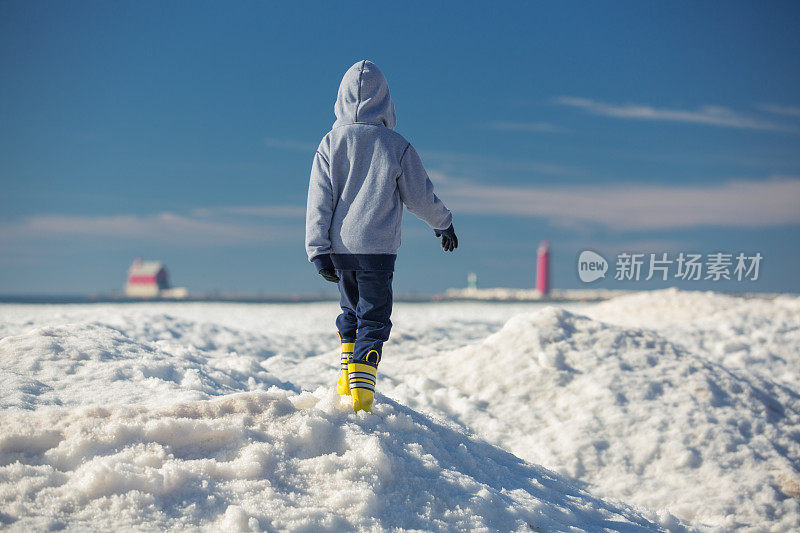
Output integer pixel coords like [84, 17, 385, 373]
[585, 289, 800, 391]
[1, 291, 798, 531]
[0, 386, 678, 531]
[384, 292, 800, 530]
[0, 321, 292, 410]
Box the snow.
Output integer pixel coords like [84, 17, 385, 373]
[0, 387, 676, 531]
[443, 286, 627, 301]
[1, 290, 798, 531]
[385, 298, 800, 530]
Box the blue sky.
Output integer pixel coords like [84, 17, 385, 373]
[1, 1, 799, 295]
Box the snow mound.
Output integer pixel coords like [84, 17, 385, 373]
[585, 289, 800, 391]
[389, 305, 800, 530]
[0, 387, 680, 532]
[3, 293, 797, 531]
[0, 322, 292, 410]
[594, 292, 800, 394]
[675, 296, 800, 388]
[584, 288, 745, 327]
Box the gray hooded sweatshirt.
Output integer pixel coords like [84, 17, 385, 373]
[305, 60, 452, 272]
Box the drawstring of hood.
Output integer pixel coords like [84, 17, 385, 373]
[333, 60, 397, 130]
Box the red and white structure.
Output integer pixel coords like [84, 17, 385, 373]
[535, 240, 550, 296]
[125, 258, 186, 298]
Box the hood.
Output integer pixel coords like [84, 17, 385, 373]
[334, 60, 396, 129]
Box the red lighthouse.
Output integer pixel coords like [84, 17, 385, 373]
[536, 241, 550, 296]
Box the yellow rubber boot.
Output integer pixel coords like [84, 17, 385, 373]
[349, 355, 379, 413]
[336, 337, 354, 396]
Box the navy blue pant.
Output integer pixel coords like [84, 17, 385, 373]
[335, 270, 393, 364]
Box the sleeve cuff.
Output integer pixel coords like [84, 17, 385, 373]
[434, 222, 454, 236]
[433, 213, 453, 232]
[311, 254, 335, 272]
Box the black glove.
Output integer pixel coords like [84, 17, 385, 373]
[434, 223, 458, 252]
[320, 269, 340, 283]
[312, 254, 339, 283]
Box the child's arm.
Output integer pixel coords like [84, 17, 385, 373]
[397, 144, 453, 232]
[305, 150, 337, 277]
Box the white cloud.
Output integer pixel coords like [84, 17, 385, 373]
[440, 175, 800, 230]
[191, 205, 305, 218]
[554, 97, 796, 132]
[757, 103, 800, 118]
[563, 238, 689, 254]
[0, 211, 301, 246]
[6, 175, 797, 249]
[487, 121, 562, 133]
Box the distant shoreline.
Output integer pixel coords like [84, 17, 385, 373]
[0, 292, 603, 305]
[0, 287, 783, 305]
[0, 294, 341, 305]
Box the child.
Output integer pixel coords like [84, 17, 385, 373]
[305, 60, 457, 413]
